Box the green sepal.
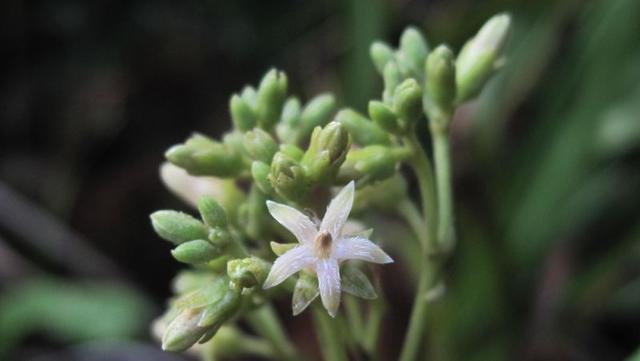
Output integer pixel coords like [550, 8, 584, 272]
[151, 210, 208, 245]
[341, 266, 377, 300]
[227, 257, 271, 289]
[292, 273, 319, 316]
[270, 241, 297, 256]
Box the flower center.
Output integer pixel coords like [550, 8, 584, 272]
[314, 231, 333, 259]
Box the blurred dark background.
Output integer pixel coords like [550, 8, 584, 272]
[1, 0, 639, 360]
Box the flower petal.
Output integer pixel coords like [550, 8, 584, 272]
[316, 258, 341, 317]
[263, 245, 315, 289]
[320, 181, 355, 239]
[292, 273, 319, 316]
[266, 200, 317, 243]
[335, 237, 393, 264]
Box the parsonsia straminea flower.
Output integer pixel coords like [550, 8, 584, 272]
[263, 181, 393, 317]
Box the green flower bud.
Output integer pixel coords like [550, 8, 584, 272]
[279, 144, 304, 161]
[268, 151, 309, 202]
[368, 100, 400, 134]
[336, 108, 390, 146]
[393, 79, 423, 129]
[151, 210, 208, 245]
[251, 161, 274, 194]
[162, 308, 209, 351]
[165, 134, 243, 177]
[301, 121, 350, 183]
[208, 227, 231, 248]
[383, 62, 402, 104]
[255, 69, 288, 130]
[277, 97, 302, 143]
[270, 241, 297, 256]
[246, 184, 270, 241]
[339, 145, 407, 184]
[197, 196, 227, 228]
[296, 94, 336, 144]
[197, 286, 241, 329]
[370, 41, 395, 74]
[426, 44, 456, 117]
[227, 257, 271, 289]
[172, 239, 221, 264]
[240, 86, 257, 107]
[244, 128, 278, 163]
[399, 27, 429, 76]
[456, 13, 511, 102]
[229, 94, 256, 131]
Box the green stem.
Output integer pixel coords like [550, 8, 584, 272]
[312, 305, 349, 361]
[432, 127, 455, 251]
[396, 199, 428, 245]
[345, 296, 365, 343]
[246, 305, 300, 361]
[363, 295, 386, 361]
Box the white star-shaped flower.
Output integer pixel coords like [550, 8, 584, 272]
[263, 181, 393, 317]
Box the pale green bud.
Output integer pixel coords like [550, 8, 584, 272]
[370, 41, 395, 74]
[244, 128, 278, 163]
[229, 94, 256, 131]
[227, 257, 271, 289]
[383, 62, 402, 103]
[162, 308, 209, 351]
[393, 79, 423, 129]
[165, 134, 243, 177]
[456, 13, 511, 102]
[151, 210, 208, 245]
[251, 161, 274, 194]
[278, 144, 304, 161]
[197, 196, 227, 228]
[339, 145, 406, 184]
[255, 69, 288, 130]
[268, 151, 308, 202]
[240, 86, 257, 107]
[426, 44, 456, 114]
[172, 239, 221, 264]
[336, 109, 390, 145]
[207, 227, 231, 248]
[302, 121, 350, 183]
[399, 27, 429, 76]
[368, 100, 400, 134]
[277, 97, 302, 143]
[296, 94, 336, 144]
[197, 286, 241, 329]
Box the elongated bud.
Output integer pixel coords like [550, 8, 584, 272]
[255, 69, 288, 130]
[339, 145, 407, 184]
[296, 94, 336, 144]
[172, 239, 222, 264]
[368, 100, 400, 134]
[393, 79, 423, 130]
[208, 227, 231, 248]
[197, 196, 227, 228]
[229, 94, 256, 131]
[277, 97, 302, 143]
[227, 257, 271, 289]
[383, 62, 402, 103]
[370, 41, 395, 74]
[162, 308, 209, 351]
[244, 128, 278, 163]
[197, 286, 241, 329]
[151, 210, 208, 245]
[426, 45, 456, 115]
[240, 86, 257, 107]
[279, 144, 304, 161]
[268, 151, 308, 202]
[165, 134, 243, 177]
[456, 13, 511, 102]
[336, 109, 390, 145]
[399, 27, 429, 76]
[302, 121, 350, 183]
[251, 161, 274, 194]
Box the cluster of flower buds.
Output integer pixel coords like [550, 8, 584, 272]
[150, 12, 511, 355]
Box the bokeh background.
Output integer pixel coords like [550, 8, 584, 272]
[1, 0, 639, 360]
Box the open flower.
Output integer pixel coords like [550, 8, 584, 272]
[263, 181, 393, 317]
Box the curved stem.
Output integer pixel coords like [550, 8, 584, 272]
[312, 304, 349, 361]
[432, 127, 455, 251]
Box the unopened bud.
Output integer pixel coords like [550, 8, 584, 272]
[268, 151, 308, 202]
[255, 69, 288, 130]
[456, 13, 511, 102]
[383, 62, 402, 103]
[251, 161, 274, 194]
[151, 210, 208, 245]
[197, 196, 227, 228]
[399, 27, 429, 76]
[370, 41, 395, 74]
[296, 94, 336, 144]
[336, 109, 390, 145]
[229, 94, 256, 131]
[227, 257, 271, 289]
[244, 128, 278, 163]
[339, 145, 406, 184]
[172, 239, 222, 264]
[165, 134, 243, 177]
[393, 79, 423, 129]
[162, 308, 208, 351]
[208, 227, 231, 248]
[302, 121, 350, 183]
[426, 45, 456, 114]
[277, 97, 302, 143]
[368, 100, 400, 134]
